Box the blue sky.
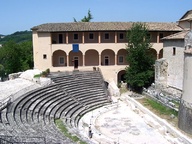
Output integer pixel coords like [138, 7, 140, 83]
[1, 0, 192, 35]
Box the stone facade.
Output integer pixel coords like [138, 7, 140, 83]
[155, 10, 192, 92]
[155, 58, 168, 89]
[178, 34, 192, 134]
[162, 40, 185, 90]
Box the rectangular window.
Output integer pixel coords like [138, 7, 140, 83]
[118, 56, 124, 63]
[43, 54, 47, 59]
[104, 33, 109, 39]
[119, 33, 124, 40]
[74, 34, 78, 40]
[59, 57, 64, 64]
[89, 33, 94, 39]
[173, 47, 176, 56]
[159, 33, 164, 42]
[59, 34, 63, 43]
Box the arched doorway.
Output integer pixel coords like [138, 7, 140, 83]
[117, 70, 126, 83]
[148, 48, 157, 60]
[85, 49, 99, 66]
[101, 49, 115, 65]
[69, 50, 83, 67]
[159, 48, 163, 59]
[117, 49, 129, 65]
[52, 50, 67, 67]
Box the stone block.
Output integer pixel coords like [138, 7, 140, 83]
[178, 100, 192, 134]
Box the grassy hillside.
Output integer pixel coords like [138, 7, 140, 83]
[0, 31, 32, 44]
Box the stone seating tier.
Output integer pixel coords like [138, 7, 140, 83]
[0, 70, 110, 143]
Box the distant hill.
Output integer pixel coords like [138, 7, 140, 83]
[0, 31, 32, 44]
[0, 34, 5, 38]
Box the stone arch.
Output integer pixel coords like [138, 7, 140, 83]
[117, 70, 126, 83]
[52, 50, 67, 67]
[159, 48, 163, 59]
[117, 49, 129, 65]
[101, 49, 115, 65]
[149, 48, 157, 60]
[85, 49, 99, 66]
[69, 50, 83, 66]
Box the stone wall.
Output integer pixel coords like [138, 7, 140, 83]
[178, 99, 192, 134]
[185, 30, 192, 48]
[155, 58, 168, 89]
[8, 72, 22, 80]
[163, 40, 185, 90]
[178, 31, 192, 134]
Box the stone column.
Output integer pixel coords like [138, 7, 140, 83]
[115, 54, 117, 65]
[82, 32, 85, 44]
[157, 53, 159, 59]
[66, 32, 68, 44]
[157, 32, 160, 43]
[67, 55, 70, 67]
[178, 49, 192, 134]
[115, 32, 117, 43]
[98, 32, 101, 43]
[99, 55, 101, 66]
[82, 55, 85, 66]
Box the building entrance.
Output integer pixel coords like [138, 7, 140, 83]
[104, 56, 109, 65]
[74, 56, 79, 69]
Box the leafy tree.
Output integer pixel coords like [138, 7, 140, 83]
[125, 23, 155, 93]
[74, 9, 93, 22]
[19, 41, 34, 70]
[0, 41, 33, 75]
[0, 41, 21, 74]
[0, 64, 5, 81]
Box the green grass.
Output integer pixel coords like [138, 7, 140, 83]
[33, 74, 41, 78]
[144, 98, 178, 116]
[55, 119, 87, 144]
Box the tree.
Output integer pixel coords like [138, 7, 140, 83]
[0, 64, 5, 81]
[125, 23, 155, 93]
[0, 41, 33, 75]
[19, 41, 34, 70]
[0, 41, 21, 74]
[73, 9, 93, 22]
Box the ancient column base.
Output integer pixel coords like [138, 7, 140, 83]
[178, 99, 192, 134]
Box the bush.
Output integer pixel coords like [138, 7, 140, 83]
[46, 68, 50, 74]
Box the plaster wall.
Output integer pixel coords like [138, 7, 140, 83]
[33, 31, 163, 84]
[179, 21, 191, 30]
[182, 53, 192, 102]
[34, 32, 52, 70]
[84, 32, 99, 43]
[163, 40, 184, 90]
[151, 43, 163, 54]
[68, 32, 82, 43]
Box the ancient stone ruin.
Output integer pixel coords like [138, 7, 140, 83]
[178, 31, 192, 134]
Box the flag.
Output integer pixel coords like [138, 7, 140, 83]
[72, 44, 79, 52]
